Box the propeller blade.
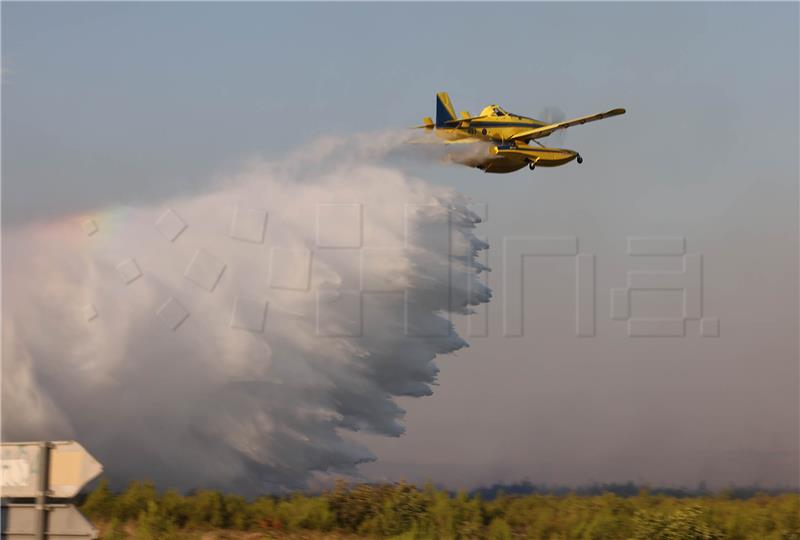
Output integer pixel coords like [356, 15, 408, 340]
[539, 106, 567, 145]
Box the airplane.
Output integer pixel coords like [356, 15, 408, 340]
[415, 92, 625, 173]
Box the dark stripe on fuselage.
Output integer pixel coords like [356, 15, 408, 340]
[500, 148, 567, 154]
[495, 143, 569, 153]
[468, 120, 546, 128]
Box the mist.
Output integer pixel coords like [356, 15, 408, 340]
[1, 134, 490, 493]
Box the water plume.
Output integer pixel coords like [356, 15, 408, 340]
[2, 132, 491, 493]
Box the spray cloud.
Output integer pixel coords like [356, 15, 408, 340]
[2, 133, 490, 492]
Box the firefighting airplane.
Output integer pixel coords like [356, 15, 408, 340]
[415, 92, 625, 173]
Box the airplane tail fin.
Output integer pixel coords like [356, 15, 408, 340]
[436, 92, 457, 127]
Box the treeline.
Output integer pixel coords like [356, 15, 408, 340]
[470, 481, 797, 501]
[81, 478, 800, 539]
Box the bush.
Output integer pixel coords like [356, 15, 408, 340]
[80, 480, 799, 539]
[100, 517, 125, 540]
[83, 478, 116, 520]
[136, 500, 177, 540]
[487, 517, 512, 540]
[113, 480, 157, 522]
[632, 505, 723, 540]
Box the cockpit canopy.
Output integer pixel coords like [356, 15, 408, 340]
[481, 104, 511, 117]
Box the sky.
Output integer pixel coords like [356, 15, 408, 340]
[2, 2, 798, 491]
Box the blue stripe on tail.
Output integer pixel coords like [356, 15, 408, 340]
[436, 94, 456, 127]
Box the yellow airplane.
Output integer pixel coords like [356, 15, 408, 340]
[416, 92, 625, 173]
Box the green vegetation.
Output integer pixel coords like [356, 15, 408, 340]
[81, 479, 800, 539]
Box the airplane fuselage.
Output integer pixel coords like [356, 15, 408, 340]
[434, 126, 578, 173]
[429, 104, 579, 172]
[418, 93, 624, 173]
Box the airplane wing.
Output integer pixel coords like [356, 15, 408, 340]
[508, 108, 626, 141]
[440, 115, 485, 126]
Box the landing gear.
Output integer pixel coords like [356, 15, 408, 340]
[576, 155, 583, 164]
[528, 162, 536, 170]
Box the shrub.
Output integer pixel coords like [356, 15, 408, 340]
[487, 517, 512, 540]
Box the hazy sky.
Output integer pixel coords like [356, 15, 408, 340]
[3, 2, 798, 490]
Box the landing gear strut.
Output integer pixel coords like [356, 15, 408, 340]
[576, 155, 584, 164]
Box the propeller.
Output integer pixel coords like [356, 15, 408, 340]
[538, 106, 567, 146]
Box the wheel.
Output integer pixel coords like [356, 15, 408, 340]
[576, 155, 583, 164]
[528, 162, 536, 170]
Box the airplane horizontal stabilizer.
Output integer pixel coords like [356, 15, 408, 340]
[440, 115, 485, 126]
